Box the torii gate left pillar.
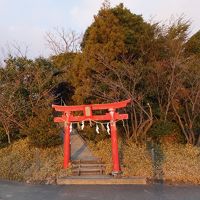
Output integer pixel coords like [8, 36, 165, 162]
[52, 99, 130, 175]
[63, 112, 71, 169]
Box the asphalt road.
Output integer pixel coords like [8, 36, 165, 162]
[0, 181, 200, 200]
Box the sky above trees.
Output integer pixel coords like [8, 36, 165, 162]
[0, 0, 199, 60]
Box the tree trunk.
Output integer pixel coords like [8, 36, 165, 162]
[196, 134, 200, 147]
[172, 102, 190, 142]
[6, 131, 11, 144]
[2, 123, 11, 144]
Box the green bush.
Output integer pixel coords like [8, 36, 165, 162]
[148, 120, 182, 143]
[0, 127, 8, 147]
[22, 107, 62, 148]
[0, 125, 21, 147]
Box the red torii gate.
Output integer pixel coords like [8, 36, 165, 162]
[52, 99, 130, 174]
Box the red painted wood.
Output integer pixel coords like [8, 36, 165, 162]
[52, 99, 130, 173]
[63, 122, 70, 169]
[110, 121, 120, 172]
[52, 99, 131, 112]
[52, 104, 85, 112]
[63, 112, 71, 169]
[54, 113, 128, 123]
[109, 108, 120, 174]
[91, 99, 130, 110]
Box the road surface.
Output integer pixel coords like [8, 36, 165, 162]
[0, 180, 200, 200]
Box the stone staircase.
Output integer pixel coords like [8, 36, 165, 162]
[57, 130, 147, 185]
[71, 159, 106, 176]
[70, 130, 106, 176]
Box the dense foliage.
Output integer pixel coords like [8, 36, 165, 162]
[0, 2, 200, 147]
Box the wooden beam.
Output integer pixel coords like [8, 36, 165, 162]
[52, 99, 131, 112]
[54, 113, 128, 123]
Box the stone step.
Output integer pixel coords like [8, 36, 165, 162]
[71, 160, 106, 176]
[72, 171, 104, 176]
[57, 176, 147, 185]
[72, 164, 106, 168]
[72, 159, 103, 165]
[72, 167, 104, 172]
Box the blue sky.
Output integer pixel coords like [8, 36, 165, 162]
[0, 0, 200, 60]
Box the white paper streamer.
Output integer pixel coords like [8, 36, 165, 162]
[70, 123, 72, 133]
[96, 124, 100, 134]
[106, 123, 110, 135]
[81, 121, 85, 130]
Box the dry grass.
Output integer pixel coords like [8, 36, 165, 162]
[88, 139, 200, 184]
[0, 139, 71, 183]
[88, 139, 153, 178]
[122, 141, 153, 177]
[88, 139, 113, 174]
[162, 144, 200, 184]
[1, 138, 200, 184]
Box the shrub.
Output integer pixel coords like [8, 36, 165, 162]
[0, 138, 71, 182]
[162, 144, 200, 184]
[148, 120, 183, 143]
[88, 139, 153, 177]
[89, 139, 200, 184]
[0, 125, 21, 147]
[0, 126, 8, 147]
[22, 107, 62, 148]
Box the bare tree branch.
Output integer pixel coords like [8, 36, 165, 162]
[45, 28, 82, 55]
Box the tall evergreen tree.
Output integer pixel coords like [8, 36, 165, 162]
[70, 3, 156, 104]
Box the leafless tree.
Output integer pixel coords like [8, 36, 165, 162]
[150, 17, 190, 122]
[45, 27, 82, 55]
[92, 54, 153, 142]
[172, 63, 200, 145]
[4, 41, 29, 58]
[0, 72, 22, 143]
[0, 59, 56, 144]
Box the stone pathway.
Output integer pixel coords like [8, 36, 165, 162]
[70, 130, 97, 161]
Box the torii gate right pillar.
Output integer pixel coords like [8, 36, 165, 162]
[109, 108, 120, 175]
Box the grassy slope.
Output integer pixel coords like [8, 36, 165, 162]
[0, 138, 200, 184]
[0, 139, 71, 183]
[88, 139, 200, 184]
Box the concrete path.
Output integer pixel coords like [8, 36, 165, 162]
[0, 181, 200, 200]
[70, 130, 97, 161]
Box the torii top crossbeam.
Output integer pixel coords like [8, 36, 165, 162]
[52, 99, 131, 123]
